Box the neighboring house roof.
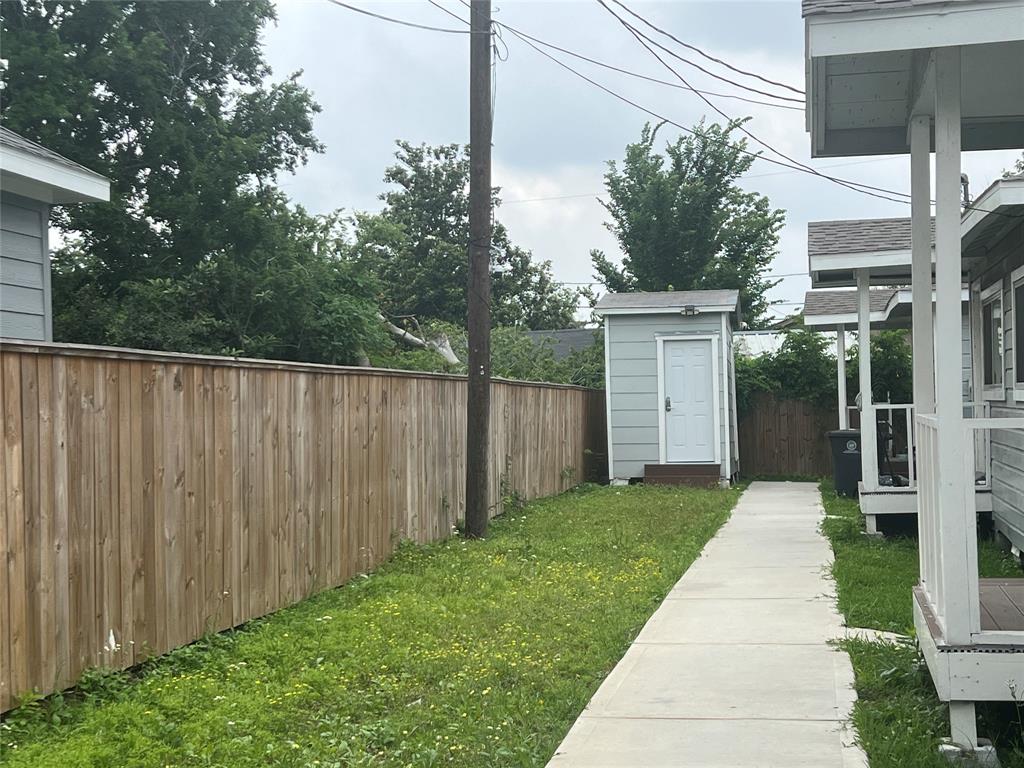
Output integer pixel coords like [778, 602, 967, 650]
[0, 127, 110, 204]
[594, 289, 740, 316]
[962, 173, 1024, 265]
[525, 328, 601, 361]
[802, 0, 981, 16]
[804, 286, 968, 330]
[804, 288, 897, 318]
[808, 217, 934, 257]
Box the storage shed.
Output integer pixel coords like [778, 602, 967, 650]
[595, 290, 740, 487]
[0, 127, 110, 341]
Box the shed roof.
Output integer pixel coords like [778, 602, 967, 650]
[0, 127, 110, 204]
[808, 217, 934, 257]
[525, 328, 601, 360]
[594, 289, 739, 313]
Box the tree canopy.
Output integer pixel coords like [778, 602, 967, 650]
[353, 142, 583, 330]
[592, 120, 784, 325]
[1, 2, 589, 372]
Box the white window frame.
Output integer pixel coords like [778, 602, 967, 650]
[980, 281, 1005, 401]
[1013, 265, 1024, 402]
[655, 334, 721, 466]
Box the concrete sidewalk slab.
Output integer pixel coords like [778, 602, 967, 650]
[547, 481, 866, 768]
[636, 597, 845, 645]
[547, 717, 864, 768]
[583, 643, 857, 721]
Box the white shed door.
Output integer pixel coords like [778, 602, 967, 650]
[663, 339, 716, 463]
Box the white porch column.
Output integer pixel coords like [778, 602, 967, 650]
[837, 326, 848, 429]
[857, 271, 877, 490]
[933, 47, 977, 652]
[910, 115, 935, 416]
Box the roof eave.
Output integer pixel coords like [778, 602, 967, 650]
[595, 303, 739, 317]
[805, 1, 1023, 59]
[0, 145, 110, 204]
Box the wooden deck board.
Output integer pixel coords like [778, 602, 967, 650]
[979, 579, 1024, 632]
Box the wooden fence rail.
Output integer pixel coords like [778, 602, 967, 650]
[737, 392, 837, 478]
[0, 341, 606, 712]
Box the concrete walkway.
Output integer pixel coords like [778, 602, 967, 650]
[547, 482, 867, 768]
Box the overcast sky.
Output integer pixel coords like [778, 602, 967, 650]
[263, 0, 1020, 322]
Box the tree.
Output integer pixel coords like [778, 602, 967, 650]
[354, 142, 583, 330]
[0, 1, 356, 351]
[1004, 152, 1024, 178]
[53, 198, 387, 364]
[592, 120, 784, 325]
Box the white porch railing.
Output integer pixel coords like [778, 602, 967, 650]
[916, 413, 1024, 645]
[963, 402, 991, 490]
[871, 403, 916, 488]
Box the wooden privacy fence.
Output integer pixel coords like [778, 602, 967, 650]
[737, 392, 837, 477]
[0, 341, 606, 711]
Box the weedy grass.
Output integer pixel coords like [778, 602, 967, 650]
[1, 483, 739, 767]
[819, 480, 1024, 767]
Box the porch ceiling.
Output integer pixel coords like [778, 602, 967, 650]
[804, 2, 1024, 157]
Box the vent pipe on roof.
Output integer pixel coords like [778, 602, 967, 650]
[961, 173, 971, 207]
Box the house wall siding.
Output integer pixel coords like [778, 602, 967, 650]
[0, 192, 50, 341]
[606, 312, 731, 480]
[974, 219, 1024, 552]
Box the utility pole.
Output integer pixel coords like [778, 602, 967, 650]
[465, 0, 492, 539]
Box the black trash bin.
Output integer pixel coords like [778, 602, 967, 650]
[828, 429, 861, 497]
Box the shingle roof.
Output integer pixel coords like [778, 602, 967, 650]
[0, 127, 108, 179]
[803, 288, 897, 318]
[594, 289, 740, 311]
[802, 0, 985, 16]
[525, 328, 602, 360]
[808, 217, 934, 257]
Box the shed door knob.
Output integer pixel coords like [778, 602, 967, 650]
[665, 396, 672, 412]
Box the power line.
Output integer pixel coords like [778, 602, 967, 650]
[327, 0, 1023, 221]
[430, 0, 802, 111]
[497, 16, 911, 206]
[325, 0, 472, 34]
[599, 0, 913, 204]
[500, 157, 903, 204]
[610, 0, 804, 96]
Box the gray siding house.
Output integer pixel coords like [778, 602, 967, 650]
[595, 290, 739, 486]
[962, 174, 1024, 555]
[0, 128, 110, 341]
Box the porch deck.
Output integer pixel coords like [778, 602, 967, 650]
[979, 580, 1024, 633]
[914, 580, 1024, 703]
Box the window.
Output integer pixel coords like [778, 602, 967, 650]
[1014, 265, 1024, 396]
[981, 284, 1003, 391]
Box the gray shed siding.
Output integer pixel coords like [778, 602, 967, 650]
[0, 193, 51, 341]
[973, 219, 1024, 552]
[606, 312, 732, 481]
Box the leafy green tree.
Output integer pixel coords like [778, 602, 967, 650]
[846, 330, 913, 405]
[354, 142, 583, 330]
[2, 1, 321, 294]
[54, 201, 386, 363]
[592, 120, 784, 325]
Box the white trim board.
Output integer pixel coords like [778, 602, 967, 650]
[603, 317, 615, 481]
[0, 146, 110, 204]
[655, 334, 722, 467]
[1012, 264, 1024, 402]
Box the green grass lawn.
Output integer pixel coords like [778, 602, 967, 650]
[0, 483, 739, 767]
[820, 480, 1024, 767]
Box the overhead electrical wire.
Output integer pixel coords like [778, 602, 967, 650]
[325, 0, 473, 34]
[328, 0, 1023, 220]
[609, 0, 804, 96]
[427, 0, 802, 111]
[598, 0, 915, 204]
